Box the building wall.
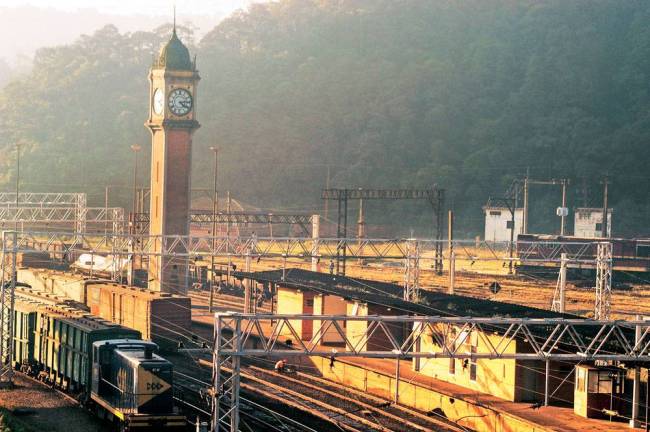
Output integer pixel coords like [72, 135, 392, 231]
[484, 207, 524, 242]
[414, 324, 574, 404]
[415, 324, 519, 401]
[276, 287, 308, 342]
[313, 294, 347, 344]
[574, 208, 613, 238]
[345, 301, 370, 351]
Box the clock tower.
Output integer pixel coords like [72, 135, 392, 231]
[146, 25, 199, 294]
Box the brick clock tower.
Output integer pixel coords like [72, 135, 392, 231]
[146, 26, 199, 295]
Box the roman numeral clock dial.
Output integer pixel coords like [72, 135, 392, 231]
[168, 88, 193, 116]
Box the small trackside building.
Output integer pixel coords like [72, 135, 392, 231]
[230, 268, 593, 405]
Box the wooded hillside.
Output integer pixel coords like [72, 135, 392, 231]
[1, 0, 648, 236]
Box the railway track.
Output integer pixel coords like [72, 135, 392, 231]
[189, 290, 272, 313]
[171, 347, 468, 432]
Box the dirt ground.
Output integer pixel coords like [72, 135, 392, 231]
[0, 375, 110, 432]
[221, 255, 650, 320]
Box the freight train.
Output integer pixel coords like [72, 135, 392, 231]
[11, 291, 187, 431]
[516, 234, 650, 277]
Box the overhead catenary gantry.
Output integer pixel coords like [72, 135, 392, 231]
[0, 229, 615, 387]
[129, 211, 313, 236]
[0, 192, 124, 233]
[211, 312, 650, 432]
[321, 187, 445, 276]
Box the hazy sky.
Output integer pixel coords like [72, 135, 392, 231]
[0, 0, 256, 16]
[0, 0, 262, 65]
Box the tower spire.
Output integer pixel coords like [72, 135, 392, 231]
[173, 4, 177, 35]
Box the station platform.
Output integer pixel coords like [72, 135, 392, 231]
[190, 295, 642, 432]
[325, 356, 640, 432]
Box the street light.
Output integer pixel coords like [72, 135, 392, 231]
[209, 146, 218, 313]
[128, 144, 142, 286]
[130, 144, 142, 214]
[14, 143, 20, 232]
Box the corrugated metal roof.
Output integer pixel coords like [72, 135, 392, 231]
[229, 268, 576, 319]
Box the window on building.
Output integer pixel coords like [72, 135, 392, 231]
[595, 223, 603, 232]
[490, 211, 501, 216]
[506, 220, 514, 229]
[305, 299, 314, 307]
[469, 346, 477, 381]
[588, 370, 618, 394]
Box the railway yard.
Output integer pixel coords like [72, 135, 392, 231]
[0, 237, 648, 432]
[0, 8, 648, 431]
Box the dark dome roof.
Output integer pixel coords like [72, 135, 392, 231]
[157, 30, 193, 71]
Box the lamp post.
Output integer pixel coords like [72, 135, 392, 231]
[209, 146, 218, 313]
[130, 144, 142, 214]
[14, 143, 20, 232]
[128, 144, 141, 286]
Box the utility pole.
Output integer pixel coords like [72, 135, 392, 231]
[324, 165, 330, 223]
[128, 144, 141, 286]
[130, 144, 141, 215]
[448, 210, 455, 295]
[209, 147, 218, 313]
[357, 198, 365, 239]
[14, 144, 20, 233]
[601, 176, 609, 238]
[560, 179, 568, 236]
[226, 191, 231, 237]
[522, 169, 529, 234]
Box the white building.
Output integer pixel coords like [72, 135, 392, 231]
[483, 207, 524, 242]
[574, 208, 613, 238]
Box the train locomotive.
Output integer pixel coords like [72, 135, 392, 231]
[12, 292, 187, 431]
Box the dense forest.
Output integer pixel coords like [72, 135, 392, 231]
[0, 0, 648, 237]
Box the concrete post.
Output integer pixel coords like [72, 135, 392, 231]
[311, 215, 320, 272]
[448, 210, 454, 295]
[544, 359, 550, 406]
[449, 251, 455, 295]
[631, 315, 642, 428]
[559, 253, 568, 313]
[244, 252, 252, 313]
[395, 357, 400, 404]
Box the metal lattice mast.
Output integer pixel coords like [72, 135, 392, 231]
[403, 239, 420, 301]
[211, 315, 241, 432]
[594, 242, 612, 320]
[0, 231, 17, 385]
[551, 253, 568, 313]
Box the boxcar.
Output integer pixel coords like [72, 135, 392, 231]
[85, 283, 191, 351]
[33, 305, 141, 392]
[12, 298, 38, 373]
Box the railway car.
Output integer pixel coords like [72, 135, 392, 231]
[516, 234, 650, 278]
[16, 268, 192, 351]
[11, 294, 187, 431]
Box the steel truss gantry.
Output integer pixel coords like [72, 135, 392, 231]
[129, 211, 312, 236]
[0, 207, 125, 233]
[0, 192, 86, 207]
[322, 188, 445, 276]
[0, 192, 124, 234]
[211, 312, 650, 432]
[1, 231, 601, 263]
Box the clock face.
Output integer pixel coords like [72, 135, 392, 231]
[153, 88, 164, 115]
[168, 88, 193, 116]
